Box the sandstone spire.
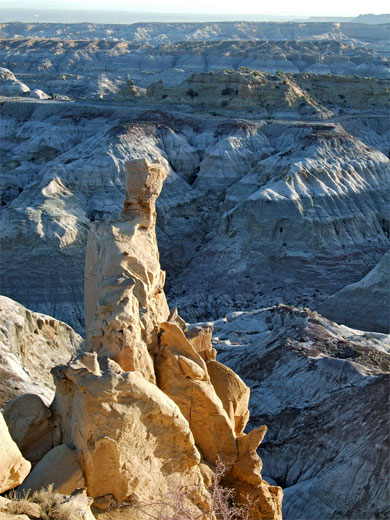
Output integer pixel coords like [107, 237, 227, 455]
[84, 158, 170, 383]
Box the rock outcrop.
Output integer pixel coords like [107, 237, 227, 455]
[147, 70, 333, 119]
[0, 414, 30, 494]
[0, 296, 83, 408]
[47, 352, 209, 513]
[3, 394, 56, 466]
[0, 67, 30, 97]
[21, 158, 282, 519]
[18, 443, 85, 497]
[156, 320, 282, 519]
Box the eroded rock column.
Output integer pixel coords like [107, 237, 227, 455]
[84, 159, 169, 383]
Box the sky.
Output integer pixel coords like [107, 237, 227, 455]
[1, 0, 389, 16]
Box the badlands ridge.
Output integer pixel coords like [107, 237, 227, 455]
[0, 18, 389, 520]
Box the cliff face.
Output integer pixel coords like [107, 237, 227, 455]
[147, 70, 333, 119]
[11, 158, 282, 520]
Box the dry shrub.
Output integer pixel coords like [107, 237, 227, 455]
[6, 484, 83, 520]
[136, 457, 249, 520]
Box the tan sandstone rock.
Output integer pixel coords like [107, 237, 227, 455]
[84, 159, 169, 383]
[48, 157, 283, 519]
[186, 325, 215, 361]
[18, 444, 84, 495]
[0, 414, 31, 493]
[156, 321, 282, 519]
[3, 394, 55, 466]
[50, 352, 209, 513]
[156, 321, 237, 464]
[206, 359, 250, 435]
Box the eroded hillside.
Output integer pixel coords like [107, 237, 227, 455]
[0, 98, 388, 333]
[0, 17, 389, 520]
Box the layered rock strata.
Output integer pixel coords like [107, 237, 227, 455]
[147, 70, 333, 119]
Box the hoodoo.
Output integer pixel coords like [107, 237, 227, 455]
[12, 158, 282, 519]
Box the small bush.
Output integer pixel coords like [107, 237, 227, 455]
[135, 458, 249, 520]
[6, 485, 85, 520]
[186, 88, 199, 99]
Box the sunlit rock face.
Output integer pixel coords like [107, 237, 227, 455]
[84, 159, 170, 383]
[0, 414, 31, 493]
[29, 158, 283, 519]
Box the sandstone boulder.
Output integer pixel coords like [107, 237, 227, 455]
[50, 352, 209, 513]
[18, 444, 84, 496]
[0, 414, 31, 493]
[3, 394, 55, 466]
